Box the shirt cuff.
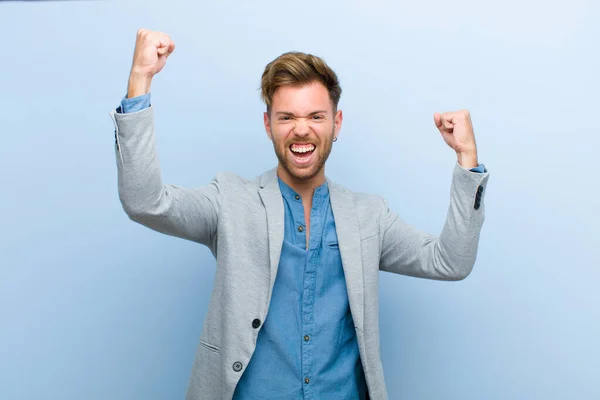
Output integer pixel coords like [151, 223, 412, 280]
[469, 164, 487, 173]
[116, 93, 151, 114]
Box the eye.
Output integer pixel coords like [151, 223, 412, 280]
[312, 115, 324, 120]
[279, 116, 291, 121]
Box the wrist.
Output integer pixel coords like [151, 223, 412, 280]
[127, 71, 153, 98]
[456, 150, 478, 169]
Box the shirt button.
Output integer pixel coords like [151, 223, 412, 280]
[252, 319, 261, 329]
[233, 361, 243, 372]
[304, 335, 310, 341]
[304, 377, 310, 384]
[294, 194, 300, 200]
[298, 225, 304, 232]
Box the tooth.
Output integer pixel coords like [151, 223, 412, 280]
[291, 144, 315, 153]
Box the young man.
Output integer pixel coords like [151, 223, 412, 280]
[109, 29, 489, 400]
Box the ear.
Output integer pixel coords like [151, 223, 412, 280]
[263, 111, 273, 140]
[333, 109, 343, 139]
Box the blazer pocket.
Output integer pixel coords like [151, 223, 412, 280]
[199, 339, 221, 354]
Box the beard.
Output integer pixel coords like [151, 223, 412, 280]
[272, 128, 335, 181]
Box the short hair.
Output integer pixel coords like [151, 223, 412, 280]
[260, 51, 342, 115]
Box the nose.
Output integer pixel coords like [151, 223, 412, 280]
[293, 118, 310, 137]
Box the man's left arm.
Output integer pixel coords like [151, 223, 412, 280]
[379, 110, 490, 280]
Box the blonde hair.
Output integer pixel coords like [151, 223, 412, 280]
[260, 51, 342, 115]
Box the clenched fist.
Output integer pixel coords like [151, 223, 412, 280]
[127, 29, 175, 98]
[434, 110, 479, 169]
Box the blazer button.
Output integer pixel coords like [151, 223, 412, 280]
[252, 318, 261, 329]
[233, 361, 243, 372]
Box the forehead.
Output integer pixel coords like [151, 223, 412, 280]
[271, 81, 332, 114]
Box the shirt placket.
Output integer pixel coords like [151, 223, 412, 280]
[301, 194, 326, 400]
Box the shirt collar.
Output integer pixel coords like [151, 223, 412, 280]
[277, 177, 329, 202]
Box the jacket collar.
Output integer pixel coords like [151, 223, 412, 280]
[327, 177, 365, 332]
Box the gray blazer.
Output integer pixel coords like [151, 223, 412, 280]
[110, 106, 489, 400]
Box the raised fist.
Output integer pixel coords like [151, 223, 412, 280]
[131, 28, 175, 77]
[127, 29, 175, 98]
[434, 109, 479, 169]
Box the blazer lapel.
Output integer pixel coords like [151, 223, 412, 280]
[258, 168, 285, 292]
[328, 179, 365, 332]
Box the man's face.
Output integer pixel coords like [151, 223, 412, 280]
[264, 81, 342, 183]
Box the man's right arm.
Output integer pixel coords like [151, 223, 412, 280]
[110, 29, 224, 250]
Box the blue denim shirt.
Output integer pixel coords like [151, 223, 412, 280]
[116, 94, 486, 399]
[233, 178, 367, 399]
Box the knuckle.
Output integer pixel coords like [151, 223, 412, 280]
[143, 30, 158, 41]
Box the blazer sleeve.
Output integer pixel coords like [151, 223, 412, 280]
[379, 163, 490, 280]
[109, 106, 225, 250]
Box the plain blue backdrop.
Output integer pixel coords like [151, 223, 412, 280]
[1, 1, 598, 399]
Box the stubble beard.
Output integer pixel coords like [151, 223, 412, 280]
[273, 128, 335, 182]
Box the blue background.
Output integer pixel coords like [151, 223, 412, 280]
[1, 1, 598, 399]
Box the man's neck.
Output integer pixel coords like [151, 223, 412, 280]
[276, 165, 326, 200]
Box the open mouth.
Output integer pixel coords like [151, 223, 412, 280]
[289, 143, 316, 165]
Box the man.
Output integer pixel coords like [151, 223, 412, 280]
[109, 29, 489, 400]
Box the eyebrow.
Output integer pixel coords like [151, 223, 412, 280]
[275, 110, 329, 116]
